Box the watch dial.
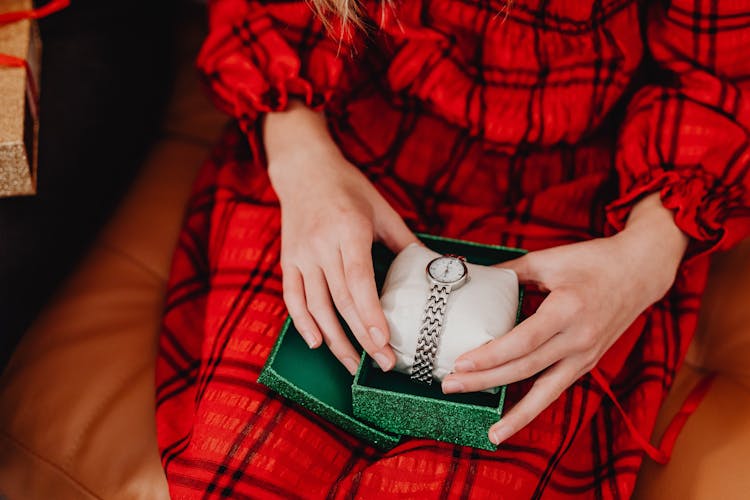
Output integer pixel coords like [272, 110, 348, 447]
[428, 257, 466, 284]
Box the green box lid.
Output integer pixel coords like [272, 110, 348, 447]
[258, 316, 401, 448]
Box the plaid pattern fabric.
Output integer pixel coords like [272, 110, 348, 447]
[155, 0, 750, 498]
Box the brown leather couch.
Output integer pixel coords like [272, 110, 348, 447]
[1, 11, 749, 500]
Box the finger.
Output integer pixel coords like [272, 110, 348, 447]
[493, 253, 540, 284]
[282, 266, 323, 349]
[321, 254, 396, 372]
[340, 239, 390, 351]
[376, 206, 419, 253]
[443, 332, 574, 393]
[455, 290, 583, 373]
[487, 358, 580, 445]
[454, 305, 564, 373]
[303, 267, 362, 375]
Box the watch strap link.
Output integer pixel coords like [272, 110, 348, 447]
[410, 283, 451, 384]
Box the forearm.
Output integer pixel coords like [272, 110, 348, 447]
[263, 100, 340, 172]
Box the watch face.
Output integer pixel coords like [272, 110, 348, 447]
[427, 256, 467, 284]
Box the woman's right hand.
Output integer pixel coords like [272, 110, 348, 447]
[265, 101, 419, 375]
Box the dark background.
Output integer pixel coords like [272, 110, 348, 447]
[0, 0, 178, 367]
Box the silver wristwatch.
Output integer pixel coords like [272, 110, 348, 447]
[410, 254, 469, 384]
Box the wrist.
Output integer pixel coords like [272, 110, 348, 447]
[614, 193, 689, 301]
[622, 193, 689, 258]
[264, 99, 339, 167]
[267, 138, 341, 183]
[264, 100, 344, 190]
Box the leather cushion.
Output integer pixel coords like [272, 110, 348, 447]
[0, 140, 206, 499]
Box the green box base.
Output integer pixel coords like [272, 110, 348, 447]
[353, 360, 506, 450]
[259, 233, 526, 450]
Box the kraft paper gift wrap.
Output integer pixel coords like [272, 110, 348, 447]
[0, 0, 41, 198]
[259, 233, 525, 450]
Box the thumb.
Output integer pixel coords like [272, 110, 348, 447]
[376, 209, 420, 254]
[495, 253, 541, 285]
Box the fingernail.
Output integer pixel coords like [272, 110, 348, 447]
[489, 430, 500, 445]
[369, 327, 387, 348]
[490, 425, 511, 445]
[373, 352, 393, 371]
[343, 357, 359, 375]
[300, 331, 318, 348]
[454, 359, 475, 372]
[442, 380, 464, 394]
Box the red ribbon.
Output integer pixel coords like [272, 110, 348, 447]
[591, 368, 716, 464]
[0, 53, 25, 67]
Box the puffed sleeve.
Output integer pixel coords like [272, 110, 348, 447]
[197, 0, 364, 135]
[607, 1, 750, 256]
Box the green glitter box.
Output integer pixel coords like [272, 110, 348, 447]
[258, 234, 525, 451]
[258, 314, 401, 449]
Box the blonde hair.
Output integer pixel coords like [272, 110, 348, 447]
[308, 0, 369, 31]
[308, 0, 512, 31]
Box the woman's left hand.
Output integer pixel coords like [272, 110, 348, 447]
[441, 193, 689, 445]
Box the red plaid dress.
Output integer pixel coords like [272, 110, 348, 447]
[155, 1, 750, 498]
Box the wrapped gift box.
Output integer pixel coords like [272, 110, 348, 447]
[259, 233, 525, 451]
[0, 0, 41, 198]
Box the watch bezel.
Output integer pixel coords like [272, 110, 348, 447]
[425, 255, 469, 288]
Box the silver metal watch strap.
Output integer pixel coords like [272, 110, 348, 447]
[410, 283, 451, 384]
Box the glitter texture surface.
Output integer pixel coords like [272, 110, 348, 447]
[352, 359, 506, 451]
[259, 233, 526, 450]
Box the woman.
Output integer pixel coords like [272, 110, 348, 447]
[155, 0, 750, 498]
